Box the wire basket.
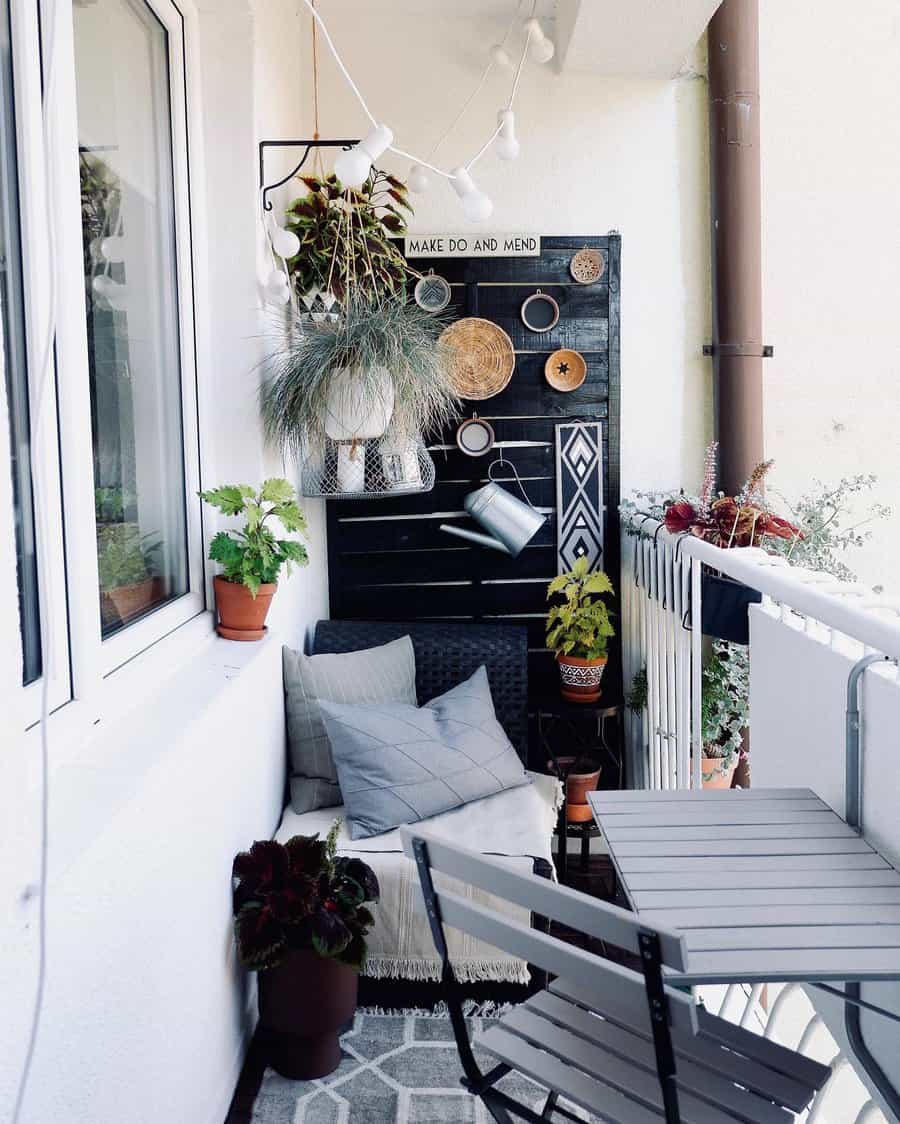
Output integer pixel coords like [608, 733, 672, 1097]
[301, 433, 436, 500]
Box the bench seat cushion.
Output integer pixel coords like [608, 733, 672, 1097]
[274, 771, 562, 983]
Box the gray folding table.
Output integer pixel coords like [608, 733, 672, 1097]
[589, 787, 900, 987]
[590, 786, 900, 1116]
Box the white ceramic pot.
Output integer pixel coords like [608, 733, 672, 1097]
[324, 365, 394, 442]
[336, 443, 366, 493]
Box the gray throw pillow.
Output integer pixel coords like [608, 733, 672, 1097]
[318, 665, 530, 839]
[283, 636, 417, 813]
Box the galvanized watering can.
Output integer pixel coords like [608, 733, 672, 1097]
[440, 458, 545, 557]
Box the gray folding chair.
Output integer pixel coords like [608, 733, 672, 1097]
[402, 828, 831, 1124]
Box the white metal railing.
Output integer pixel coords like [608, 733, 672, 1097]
[622, 517, 900, 791]
[707, 983, 886, 1124]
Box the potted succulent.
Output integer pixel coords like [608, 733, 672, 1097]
[97, 522, 162, 627]
[546, 557, 615, 703]
[700, 641, 749, 788]
[200, 479, 308, 640]
[232, 822, 379, 1079]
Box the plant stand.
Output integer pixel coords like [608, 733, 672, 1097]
[534, 697, 624, 884]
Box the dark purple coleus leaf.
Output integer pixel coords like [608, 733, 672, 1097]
[284, 834, 328, 878]
[309, 904, 352, 957]
[267, 877, 316, 923]
[334, 857, 380, 903]
[232, 840, 288, 893]
[234, 903, 287, 970]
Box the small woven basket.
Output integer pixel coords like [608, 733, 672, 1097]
[438, 317, 515, 400]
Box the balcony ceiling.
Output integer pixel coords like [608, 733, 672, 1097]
[350, 0, 719, 79]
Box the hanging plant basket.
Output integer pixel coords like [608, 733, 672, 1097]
[301, 432, 436, 500]
[701, 570, 762, 645]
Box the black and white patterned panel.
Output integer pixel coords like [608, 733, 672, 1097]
[555, 421, 604, 572]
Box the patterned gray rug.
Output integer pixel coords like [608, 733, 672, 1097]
[250, 1009, 598, 1123]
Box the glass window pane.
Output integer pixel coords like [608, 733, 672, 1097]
[74, 0, 189, 639]
[1, 0, 41, 684]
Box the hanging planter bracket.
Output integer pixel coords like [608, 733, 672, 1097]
[259, 138, 359, 212]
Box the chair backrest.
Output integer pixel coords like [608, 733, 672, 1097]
[401, 826, 697, 1037]
[313, 619, 529, 761]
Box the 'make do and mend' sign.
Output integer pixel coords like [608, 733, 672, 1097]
[404, 234, 540, 258]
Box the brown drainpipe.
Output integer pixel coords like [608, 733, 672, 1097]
[707, 0, 767, 495]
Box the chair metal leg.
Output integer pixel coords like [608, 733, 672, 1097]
[580, 829, 590, 872]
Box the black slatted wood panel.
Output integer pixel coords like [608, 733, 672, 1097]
[326, 235, 622, 713]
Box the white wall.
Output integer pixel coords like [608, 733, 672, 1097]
[1, 2, 328, 1122]
[294, 4, 714, 496]
[760, 0, 900, 593]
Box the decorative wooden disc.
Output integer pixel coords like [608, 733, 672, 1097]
[569, 248, 605, 285]
[438, 317, 515, 400]
[545, 349, 587, 392]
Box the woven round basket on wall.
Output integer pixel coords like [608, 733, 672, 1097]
[438, 317, 515, 400]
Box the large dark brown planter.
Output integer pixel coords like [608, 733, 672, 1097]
[214, 575, 276, 641]
[257, 949, 358, 1079]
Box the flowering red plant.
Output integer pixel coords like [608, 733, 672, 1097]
[232, 821, 379, 972]
[663, 446, 802, 549]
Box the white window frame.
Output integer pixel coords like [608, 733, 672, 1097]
[44, 0, 205, 681]
[5, 0, 208, 733]
[7, 0, 70, 725]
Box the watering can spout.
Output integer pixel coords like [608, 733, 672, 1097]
[439, 466, 546, 559]
[439, 523, 513, 554]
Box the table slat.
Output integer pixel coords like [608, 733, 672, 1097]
[598, 810, 840, 827]
[619, 854, 889, 873]
[632, 886, 900, 910]
[602, 822, 858, 842]
[626, 868, 900, 891]
[672, 947, 900, 985]
[686, 925, 900, 952]
[609, 837, 874, 857]
[643, 904, 900, 928]
[591, 788, 817, 804]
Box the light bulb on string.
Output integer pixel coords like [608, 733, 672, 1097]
[530, 35, 555, 63]
[333, 123, 393, 189]
[270, 222, 300, 259]
[495, 109, 519, 161]
[265, 268, 292, 305]
[450, 166, 493, 223]
[100, 235, 126, 263]
[407, 163, 429, 194]
[489, 43, 511, 67]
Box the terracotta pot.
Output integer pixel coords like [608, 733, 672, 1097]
[106, 576, 165, 625]
[566, 768, 602, 816]
[557, 654, 608, 704]
[214, 575, 276, 641]
[257, 948, 358, 1079]
[701, 754, 739, 790]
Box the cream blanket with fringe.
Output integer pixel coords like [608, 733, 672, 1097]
[275, 771, 562, 984]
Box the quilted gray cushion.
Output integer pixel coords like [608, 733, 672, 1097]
[283, 636, 417, 813]
[318, 665, 530, 839]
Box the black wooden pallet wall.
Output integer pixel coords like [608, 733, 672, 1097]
[326, 234, 622, 710]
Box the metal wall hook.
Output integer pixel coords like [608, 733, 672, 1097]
[259, 138, 359, 212]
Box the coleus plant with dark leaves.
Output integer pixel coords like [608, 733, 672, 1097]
[663, 443, 802, 549]
[232, 820, 379, 972]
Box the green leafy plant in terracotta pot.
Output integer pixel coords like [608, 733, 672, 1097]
[546, 557, 615, 704]
[232, 821, 379, 1079]
[700, 640, 749, 788]
[200, 479, 307, 640]
[97, 522, 162, 627]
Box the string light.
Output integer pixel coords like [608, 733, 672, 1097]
[450, 167, 493, 223]
[269, 220, 300, 259]
[495, 109, 519, 161]
[294, 0, 556, 223]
